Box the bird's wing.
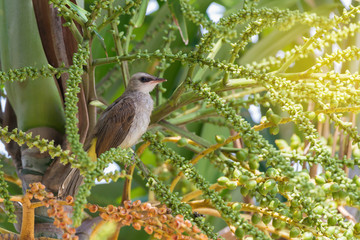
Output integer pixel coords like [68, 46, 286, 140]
[94, 96, 136, 156]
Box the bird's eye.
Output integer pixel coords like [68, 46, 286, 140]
[140, 77, 149, 82]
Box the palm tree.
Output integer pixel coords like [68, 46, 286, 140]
[1, 0, 360, 239]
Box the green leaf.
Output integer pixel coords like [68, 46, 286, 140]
[168, 0, 189, 45]
[66, 0, 88, 23]
[0, 0, 66, 132]
[239, 25, 309, 65]
[89, 100, 107, 110]
[134, 0, 149, 28]
[160, 120, 212, 148]
[94, 30, 108, 54]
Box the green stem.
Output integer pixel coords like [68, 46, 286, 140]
[68, 19, 83, 43]
[151, 80, 264, 124]
[159, 120, 212, 148]
[108, 6, 130, 87]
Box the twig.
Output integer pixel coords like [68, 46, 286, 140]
[20, 198, 35, 240]
[337, 206, 356, 223]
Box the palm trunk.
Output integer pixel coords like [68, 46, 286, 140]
[0, 1, 89, 238]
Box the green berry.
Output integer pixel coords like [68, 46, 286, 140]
[226, 181, 238, 190]
[354, 223, 360, 233]
[235, 227, 244, 238]
[215, 135, 225, 143]
[315, 175, 326, 185]
[269, 126, 279, 135]
[285, 183, 294, 192]
[262, 215, 271, 225]
[275, 139, 288, 150]
[302, 232, 314, 240]
[325, 171, 332, 180]
[268, 199, 279, 210]
[290, 134, 301, 149]
[266, 168, 278, 178]
[236, 148, 248, 161]
[313, 205, 324, 215]
[249, 160, 259, 170]
[266, 109, 274, 119]
[245, 180, 257, 190]
[327, 216, 336, 226]
[176, 138, 188, 147]
[251, 213, 261, 224]
[353, 148, 360, 158]
[290, 227, 301, 238]
[317, 113, 326, 123]
[272, 218, 283, 229]
[293, 210, 302, 221]
[259, 185, 269, 196]
[217, 176, 229, 186]
[239, 175, 249, 184]
[270, 114, 282, 125]
[156, 131, 165, 141]
[240, 186, 249, 196]
[307, 111, 316, 120]
[354, 176, 360, 187]
[326, 226, 336, 236]
[232, 169, 241, 178]
[330, 183, 340, 192]
[232, 202, 242, 211]
[264, 179, 276, 190]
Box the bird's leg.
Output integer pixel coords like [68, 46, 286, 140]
[121, 149, 137, 203]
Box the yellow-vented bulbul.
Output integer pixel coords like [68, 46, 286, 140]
[58, 72, 166, 197]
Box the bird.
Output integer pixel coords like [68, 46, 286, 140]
[58, 72, 166, 197]
[86, 72, 166, 159]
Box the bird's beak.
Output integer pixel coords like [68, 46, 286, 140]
[152, 78, 167, 83]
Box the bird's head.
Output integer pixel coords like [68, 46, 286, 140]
[127, 72, 166, 93]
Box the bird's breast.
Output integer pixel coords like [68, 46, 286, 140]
[120, 94, 153, 148]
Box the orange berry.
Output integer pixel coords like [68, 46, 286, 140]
[62, 233, 71, 239]
[59, 222, 67, 229]
[158, 207, 167, 215]
[47, 208, 56, 217]
[192, 226, 201, 233]
[133, 221, 142, 230]
[144, 225, 153, 235]
[123, 200, 132, 209]
[140, 202, 151, 211]
[68, 227, 76, 234]
[154, 233, 162, 239]
[100, 212, 109, 220]
[160, 215, 167, 223]
[184, 220, 192, 228]
[133, 200, 141, 207]
[111, 213, 121, 222]
[46, 192, 54, 199]
[125, 214, 133, 222]
[148, 207, 158, 217]
[30, 184, 39, 192]
[65, 195, 73, 204]
[119, 207, 128, 216]
[121, 220, 131, 226]
[34, 193, 44, 201]
[106, 205, 116, 214]
[199, 233, 208, 240]
[88, 204, 98, 213]
[53, 218, 61, 227]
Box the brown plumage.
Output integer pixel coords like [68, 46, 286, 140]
[92, 96, 136, 155]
